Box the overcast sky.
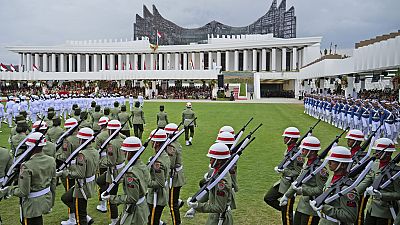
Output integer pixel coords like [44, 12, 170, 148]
[0, 0, 399, 64]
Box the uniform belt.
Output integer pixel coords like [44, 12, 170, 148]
[175, 165, 183, 172]
[116, 162, 125, 170]
[71, 159, 76, 165]
[385, 121, 394, 124]
[362, 115, 369, 118]
[85, 175, 95, 183]
[283, 176, 294, 181]
[372, 118, 380, 122]
[136, 196, 145, 205]
[100, 152, 107, 157]
[28, 186, 51, 198]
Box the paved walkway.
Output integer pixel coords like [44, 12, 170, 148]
[145, 98, 303, 104]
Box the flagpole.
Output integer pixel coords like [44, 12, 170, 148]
[156, 30, 159, 46]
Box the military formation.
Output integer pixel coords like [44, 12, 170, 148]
[0, 94, 261, 225]
[264, 116, 400, 224]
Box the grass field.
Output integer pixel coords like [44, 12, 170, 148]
[0, 101, 348, 225]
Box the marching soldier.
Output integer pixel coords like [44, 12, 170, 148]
[310, 146, 358, 225]
[280, 136, 328, 225]
[45, 110, 55, 129]
[32, 121, 56, 158]
[91, 105, 103, 133]
[156, 105, 168, 129]
[147, 129, 170, 225]
[165, 123, 186, 225]
[103, 107, 111, 120]
[186, 142, 233, 225]
[131, 101, 145, 140]
[0, 146, 12, 224]
[47, 117, 64, 143]
[10, 120, 28, 157]
[118, 105, 132, 137]
[110, 101, 121, 120]
[356, 138, 400, 225]
[101, 136, 150, 225]
[60, 127, 98, 225]
[79, 112, 92, 129]
[264, 127, 303, 225]
[182, 102, 196, 146]
[10, 115, 27, 141]
[97, 120, 125, 225]
[5, 132, 56, 225]
[95, 116, 111, 213]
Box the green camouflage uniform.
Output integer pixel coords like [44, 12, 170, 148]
[110, 107, 121, 120]
[79, 119, 92, 129]
[95, 130, 110, 169]
[182, 108, 196, 141]
[118, 111, 131, 137]
[131, 108, 145, 139]
[91, 111, 103, 132]
[196, 172, 233, 225]
[11, 132, 27, 157]
[12, 152, 56, 219]
[47, 126, 64, 143]
[0, 147, 12, 194]
[356, 162, 400, 223]
[319, 176, 359, 225]
[157, 111, 168, 129]
[42, 141, 56, 158]
[109, 159, 150, 225]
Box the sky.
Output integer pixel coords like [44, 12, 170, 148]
[0, 0, 399, 64]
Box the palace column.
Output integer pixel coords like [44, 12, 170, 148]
[183, 53, 188, 70]
[216, 51, 221, 68]
[134, 54, 138, 70]
[208, 51, 213, 70]
[69, 54, 74, 72]
[93, 54, 98, 72]
[110, 54, 115, 70]
[191, 52, 196, 70]
[34, 54, 40, 70]
[51, 53, 56, 72]
[43, 54, 48, 72]
[76, 54, 81, 72]
[117, 54, 122, 70]
[141, 54, 146, 70]
[101, 54, 106, 70]
[243, 50, 248, 71]
[281, 47, 287, 71]
[261, 48, 267, 71]
[85, 54, 90, 72]
[175, 53, 179, 70]
[234, 50, 239, 71]
[225, 51, 230, 71]
[166, 53, 171, 70]
[20, 53, 24, 72]
[200, 52, 204, 70]
[292, 47, 297, 71]
[271, 48, 276, 72]
[252, 49, 257, 71]
[158, 53, 163, 70]
[60, 54, 65, 72]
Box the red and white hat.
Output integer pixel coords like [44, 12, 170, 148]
[219, 126, 235, 135]
[300, 136, 321, 151]
[165, 123, 178, 134]
[77, 127, 94, 140]
[121, 137, 142, 152]
[372, 138, 396, 152]
[326, 146, 352, 163]
[149, 129, 168, 142]
[282, 127, 301, 138]
[32, 121, 48, 130]
[207, 143, 230, 159]
[345, 129, 364, 141]
[215, 132, 235, 145]
[98, 116, 109, 126]
[26, 132, 47, 147]
[64, 118, 78, 128]
[107, 120, 121, 130]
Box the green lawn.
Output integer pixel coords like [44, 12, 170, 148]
[0, 102, 347, 225]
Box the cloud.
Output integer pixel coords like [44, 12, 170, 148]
[0, 0, 399, 64]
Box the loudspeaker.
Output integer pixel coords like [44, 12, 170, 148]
[218, 75, 224, 88]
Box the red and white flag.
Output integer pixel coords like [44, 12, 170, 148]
[0, 63, 8, 72]
[32, 64, 39, 71]
[10, 64, 17, 72]
[157, 31, 162, 38]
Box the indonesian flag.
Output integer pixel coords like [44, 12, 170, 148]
[10, 64, 17, 72]
[157, 31, 162, 38]
[32, 64, 39, 71]
[0, 63, 8, 72]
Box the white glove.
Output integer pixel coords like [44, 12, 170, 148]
[56, 170, 64, 177]
[291, 181, 302, 194]
[366, 186, 381, 198]
[101, 191, 111, 200]
[0, 186, 9, 196]
[274, 166, 283, 174]
[186, 197, 198, 209]
[310, 200, 322, 212]
[184, 208, 196, 219]
[279, 195, 288, 206]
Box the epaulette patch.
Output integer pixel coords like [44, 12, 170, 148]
[347, 193, 355, 201]
[217, 181, 226, 190]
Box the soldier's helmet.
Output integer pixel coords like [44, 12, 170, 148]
[186, 102, 192, 108]
[91, 101, 96, 107]
[164, 123, 178, 135]
[207, 143, 230, 159]
[149, 129, 168, 142]
[345, 129, 364, 141]
[64, 118, 78, 128]
[107, 120, 121, 130]
[326, 146, 352, 163]
[215, 132, 235, 145]
[95, 105, 101, 112]
[219, 126, 235, 135]
[372, 138, 396, 152]
[32, 121, 48, 131]
[26, 132, 47, 147]
[282, 127, 301, 138]
[121, 137, 142, 152]
[98, 117, 109, 126]
[77, 127, 94, 140]
[300, 136, 321, 151]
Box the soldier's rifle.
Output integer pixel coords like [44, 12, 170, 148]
[55, 119, 84, 150]
[102, 128, 160, 196]
[189, 123, 262, 203]
[147, 119, 194, 168]
[276, 119, 321, 171]
[312, 155, 376, 208]
[352, 123, 383, 167]
[98, 114, 133, 156]
[231, 117, 253, 149]
[371, 151, 400, 191]
[56, 130, 101, 172]
[293, 127, 349, 188]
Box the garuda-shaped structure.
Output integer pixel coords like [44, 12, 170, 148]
[134, 0, 296, 45]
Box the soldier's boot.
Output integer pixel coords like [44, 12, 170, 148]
[96, 200, 107, 213]
[87, 215, 94, 225]
[185, 141, 190, 146]
[60, 213, 77, 225]
[109, 218, 118, 225]
[189, 137, 193, 145]
[178, 199, 184, 208]
[159, 220, 167, 225]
